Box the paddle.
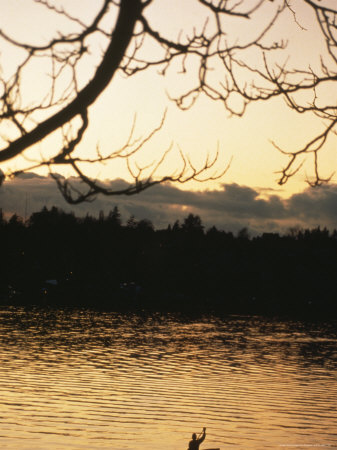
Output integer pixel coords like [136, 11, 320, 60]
[190, 427, 220, 450]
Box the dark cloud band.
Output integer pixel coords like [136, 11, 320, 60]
[1, 172, 336, 234]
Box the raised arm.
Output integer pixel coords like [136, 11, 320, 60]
[198, 428, 206, 444]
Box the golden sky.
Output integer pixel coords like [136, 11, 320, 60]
[1, 0, 336, 200]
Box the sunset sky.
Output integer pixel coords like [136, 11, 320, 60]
[1, 0, 337, 230]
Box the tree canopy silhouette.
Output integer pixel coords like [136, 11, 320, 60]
[0, 0, 335, 201]
[1, 205, 337, 316]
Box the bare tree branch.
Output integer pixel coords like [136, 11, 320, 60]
[0, 0, 142, 163]
[1, 0, 336, 200]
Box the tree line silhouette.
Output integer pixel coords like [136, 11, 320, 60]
[1, 206, 336, 317]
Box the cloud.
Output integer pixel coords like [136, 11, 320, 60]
[287, 186, 337, 222]
[1, 173, 337, 234]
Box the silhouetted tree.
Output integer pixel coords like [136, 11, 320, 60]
[2, 1, 332, 200]
[1, 204, 337, 315]
[0, 208, 4, 226]
[287, 226, 303, 240]
[126, 215, 137, 229]
[98, 210, 105, 223]
[30, 206, 77, 229]
[260, 2, 337, 186]
[172, 220, 181, 232]
[8, 213, 24, 228]
[182, 213, 204, 234]
[107, 206, 122, 228]
[207, 226, 219, 236]
[237, 227, 250, 240]
[137, 218, 154, 232]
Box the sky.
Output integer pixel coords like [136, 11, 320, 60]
[1, 0, 337, 231]
[2, 172, 337, 235]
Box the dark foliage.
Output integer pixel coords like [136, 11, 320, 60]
[0, 206, 336, 318]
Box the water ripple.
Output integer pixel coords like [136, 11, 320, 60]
[0, 307, 336, 449]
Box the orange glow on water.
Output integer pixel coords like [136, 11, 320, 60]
[0, 309, 336, 449]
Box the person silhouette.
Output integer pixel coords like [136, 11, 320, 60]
[188, 427, 206, 450]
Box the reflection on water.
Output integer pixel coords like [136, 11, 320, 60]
[0, 307, 336, 449]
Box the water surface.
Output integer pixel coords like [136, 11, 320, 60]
[0, 307, 336, 449]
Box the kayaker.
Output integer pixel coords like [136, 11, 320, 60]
[188, 427, 206, 450]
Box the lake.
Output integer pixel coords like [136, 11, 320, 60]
[0, 307, 336, 449]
